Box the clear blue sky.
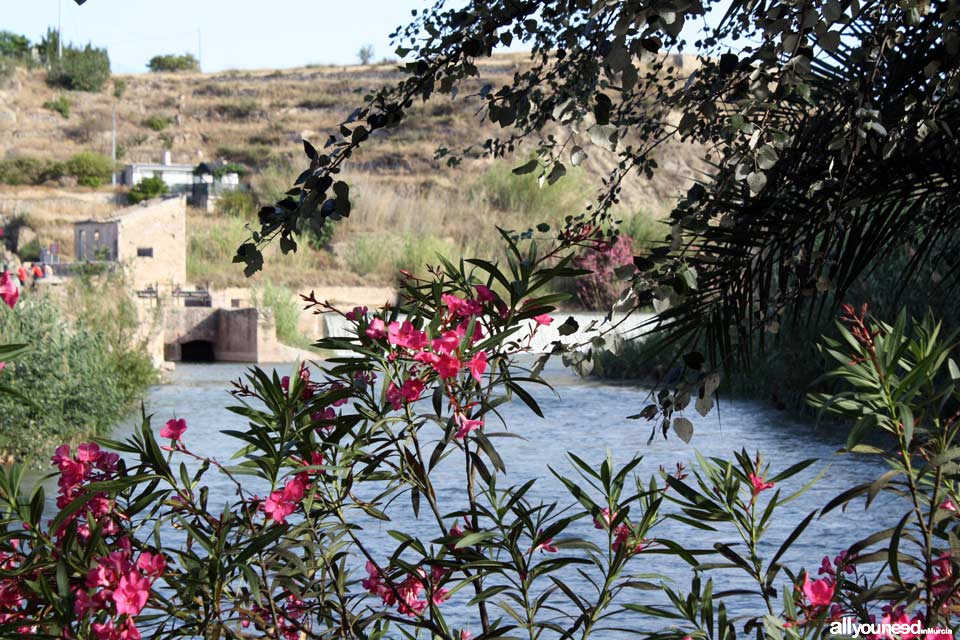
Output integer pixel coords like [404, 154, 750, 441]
[3, 0, 432, 73]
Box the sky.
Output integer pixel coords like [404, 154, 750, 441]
[3, 0, 434, 74]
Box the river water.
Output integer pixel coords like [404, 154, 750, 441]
[96, 359, 891, 635]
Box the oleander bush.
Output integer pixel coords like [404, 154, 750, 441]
[1, 233, 958, 637]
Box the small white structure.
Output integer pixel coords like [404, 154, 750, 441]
[121, 151, 195, 195]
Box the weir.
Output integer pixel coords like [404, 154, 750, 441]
[161, 307, 305, 363]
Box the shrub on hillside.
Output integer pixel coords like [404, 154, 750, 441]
[470, 162, 585, 224]
[212, 101, 262, 120]
[128, 176, 169, 204]
[253, 281, 307, 347]
[572, 235, 634, 309]
[214, 191, 256, 218]
[0, 157, 65, 186]
[0, 31, 31, 62]
[64, 152, 114, 188]
[47, 44, 111, 92]
[141, 115, 170, 132]
[42, 95, 71, 119]
[112, 78, 127, 100]
[147, 53, 199, 73]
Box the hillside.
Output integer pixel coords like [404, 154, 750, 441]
[0, 55, 705, 288]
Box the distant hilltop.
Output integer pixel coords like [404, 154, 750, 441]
[0, 52, 703, 208]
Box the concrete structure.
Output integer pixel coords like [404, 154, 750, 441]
[162, 306, 308, 363]
[74, 197, 187, 290]
[121, 151, 195, 195]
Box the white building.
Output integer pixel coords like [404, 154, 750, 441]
[121, 151, 195, 194]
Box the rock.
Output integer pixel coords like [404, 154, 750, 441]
[0, 110, 15, 127]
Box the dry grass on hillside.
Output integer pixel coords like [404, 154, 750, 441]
[1, 55, 702, 289]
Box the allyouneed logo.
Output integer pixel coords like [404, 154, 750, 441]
[830, 617, 954, 638]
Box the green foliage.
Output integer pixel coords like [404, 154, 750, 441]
[112, 78, 127, 99]
[214, 190, 257, 218]
[0, 283, 154, 461]
[64, 152, 113, 188]
[42, 95, 71, 118]
[0, 157, 64, 186]
[470, 161, 585, 225]
[253, 280, 307, 348]
[141, 115, 170, 131]
[213, 101, 261, 120]
[146, 53, 199, 73]
[47, 43, 111, 92]
[128, 176, 169, 204]
[0, 31, 31, 61]
[36, 28, 59, 66]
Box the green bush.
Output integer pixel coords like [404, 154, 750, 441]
[147, 53, 199, 73]
[470, 161, 585, 225]
[112, 78, 127, 100]
[128, 176, 169, 204]
[64, 152, 114, 188]
[0, 157, 65, 186]
[253, 281, 307, 348]
[47, 43, 111, 92]
[42, 95, 71, 119]
[213, 101, 261, 120]
[0, 284, 154, 461]
[214, 191, 257, 218]
[141, 115, 170, 132]
[0, 31, 31, 62]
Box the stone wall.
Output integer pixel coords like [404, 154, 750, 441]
[116, 197, 187, 290]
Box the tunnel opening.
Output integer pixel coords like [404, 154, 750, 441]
[179, 340, 216, 362]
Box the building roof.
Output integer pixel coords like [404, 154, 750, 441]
[124, 163, 195, 173]
[74, 196, 185, 226]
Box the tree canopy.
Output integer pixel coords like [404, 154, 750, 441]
[76, 0, 960, 365]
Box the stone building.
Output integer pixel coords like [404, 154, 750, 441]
[73, 196, 187, 290]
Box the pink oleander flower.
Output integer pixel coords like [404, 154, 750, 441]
[400, 377, 425, 403]
[432, 330, 462, 355]
[136, 552, 166, 578]
[92, 618, 142, 640]
[345, 306, 367, 321]
[442, 293, 482, 318]
[388, 320, 428, 350]
[455, 413, 482, 439]
[434, 354, 462, 379]
[941, 498, 958, 512]
[160, 418, 187, 441]
[532, 531, 558, 553]
[748, 472, 774, 496]
[533, 314, 553, 326]
[460, 631, 473, 640]
[311, 407, 336, 424]
[475, 284, 495, 303]
[413, 350, 440, 366]
[468, 352, 488, 384]
[594, 507, 618, 529]
[365, 318, 387, 340]
[0, 362, 5, 373]
[801, 574, 835, 608]
[113, 570, 151, 616]
[264, 475, 309, 524]
[0, 272, 19, 309]
[386, 382, 402, 410]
